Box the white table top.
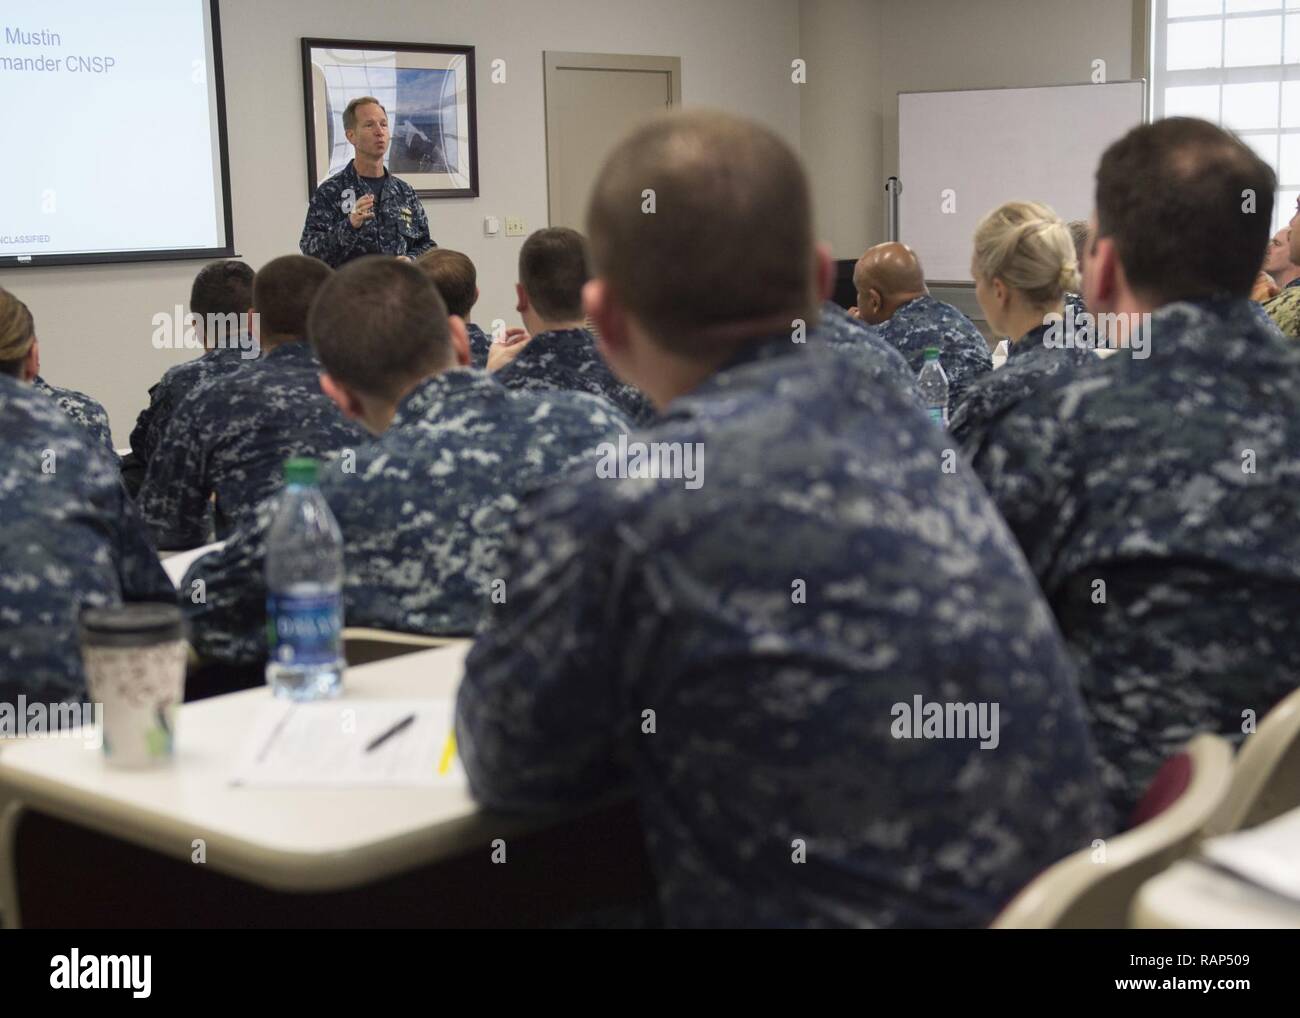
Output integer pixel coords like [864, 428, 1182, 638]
[1131, 859, 1300, 929]
[0, 641, 544, 892]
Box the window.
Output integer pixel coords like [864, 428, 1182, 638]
[1152, 0, 1300, 231]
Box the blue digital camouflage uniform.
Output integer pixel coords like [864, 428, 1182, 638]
[135, 341, 367, 550]
[815, 301, 922, 403]
[950, 321, 1096, 452]
[493, 327, 657, 426]
[299, 161, 435, 268]
[32, 375, 114, 455]
[467, 322, 492, 369]
[1064, 291, 1086, 322]
[875, 295, 992, 409]
[968, 297, 1300, 819]
[1261, 275, 1300, 339]
[182, 368, 631, 664]
[129, 345, 251, 465]
[457, 333, 1110, 928]
[0, 374, 173, 706]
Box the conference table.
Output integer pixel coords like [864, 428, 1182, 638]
[0, 643, 654, 928]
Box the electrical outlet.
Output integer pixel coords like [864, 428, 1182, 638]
[505, 217, 526, 237]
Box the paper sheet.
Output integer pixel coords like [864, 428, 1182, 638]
[230, 698, 462, 788]
[161, 541, 227, 587]
[1200, 808, 1300, 903]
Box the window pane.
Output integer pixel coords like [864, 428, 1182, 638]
[1164, 84, 1221, 119]
[1280, 134, 1300, 180]
[1167, 20, 1224, 69]
[1225, 15, 1282, 66]
[1225, 0, 1279, 12]
[1222, 81, 1280, 128]
[1283, 82, 1300, 127]
[1169, 0, 1222, 14]
[1276, 190, 1300, 234]
[1287, 14, 1300, 62]
[1243, 132, 1280, 171]
[339, 66, 370, 88]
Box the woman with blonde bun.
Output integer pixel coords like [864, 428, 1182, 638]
[971, 200, 1088, 358]
[0, 285, 172, 707]
[951, 201, 1097, 449]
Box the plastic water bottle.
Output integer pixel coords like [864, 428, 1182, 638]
[917, 347, 950, 428]
[265, 458, 345, 699]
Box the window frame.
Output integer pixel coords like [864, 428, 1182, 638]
[1151, 0, 1300, 229]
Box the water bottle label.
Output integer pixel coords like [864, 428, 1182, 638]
[928, 406, 948, 427]
[266, 592, 342, 666]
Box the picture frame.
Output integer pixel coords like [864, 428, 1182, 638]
[301, 37, 479, 199]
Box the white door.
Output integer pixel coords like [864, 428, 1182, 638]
[544, 52, 682, 231]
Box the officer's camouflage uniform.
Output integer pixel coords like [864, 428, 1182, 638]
[135, 341, 366, 549]
[32, 375, 114, 455]
[875, 295, 992, 409]
[1261, 276, 1300, 339]
[129, 345, 251, 465]
[0, 374, 172, 705]
[493, 327, 657, 426]
[457, 333, 1109, 927]
[299, 161, 435, 268]
[967, 297, 1300, 817]
[182, 369, 630, 664]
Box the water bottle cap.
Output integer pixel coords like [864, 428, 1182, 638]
[923, 347, 940, 360]
[284, 457, 319, 485]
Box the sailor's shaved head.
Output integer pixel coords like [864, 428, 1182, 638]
[586, 108, 816, 353]
[852, 243, 929, 325]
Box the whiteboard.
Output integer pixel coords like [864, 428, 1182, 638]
[898, 81, 1146, 282]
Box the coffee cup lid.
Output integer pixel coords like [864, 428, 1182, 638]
[81, 603, 185, 646]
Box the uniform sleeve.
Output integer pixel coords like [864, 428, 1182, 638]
[299, 184, 358, 268]
[134, 390, 216, 551]
[406, 195, 435, 259]
[468, 326, 492, 369]
[455, 490, 625, 812]
[112, 479, 176, 602]
[181, 497, 276, 664]
[80, 399, 116, 458]
[129, 381, 165, 463]
[966, 397, 1071, 583]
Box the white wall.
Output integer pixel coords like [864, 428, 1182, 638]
[1, 0, 800, 446]
[799, 0, 884, 260]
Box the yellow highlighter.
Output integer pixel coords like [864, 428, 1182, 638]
[437, 730, 457, 775]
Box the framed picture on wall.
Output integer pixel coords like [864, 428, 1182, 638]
[301, 37, 479, 198]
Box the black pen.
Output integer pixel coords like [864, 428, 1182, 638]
[365, 713, 416, 753]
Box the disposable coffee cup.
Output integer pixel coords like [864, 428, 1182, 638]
[80, 604, 187, 768]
